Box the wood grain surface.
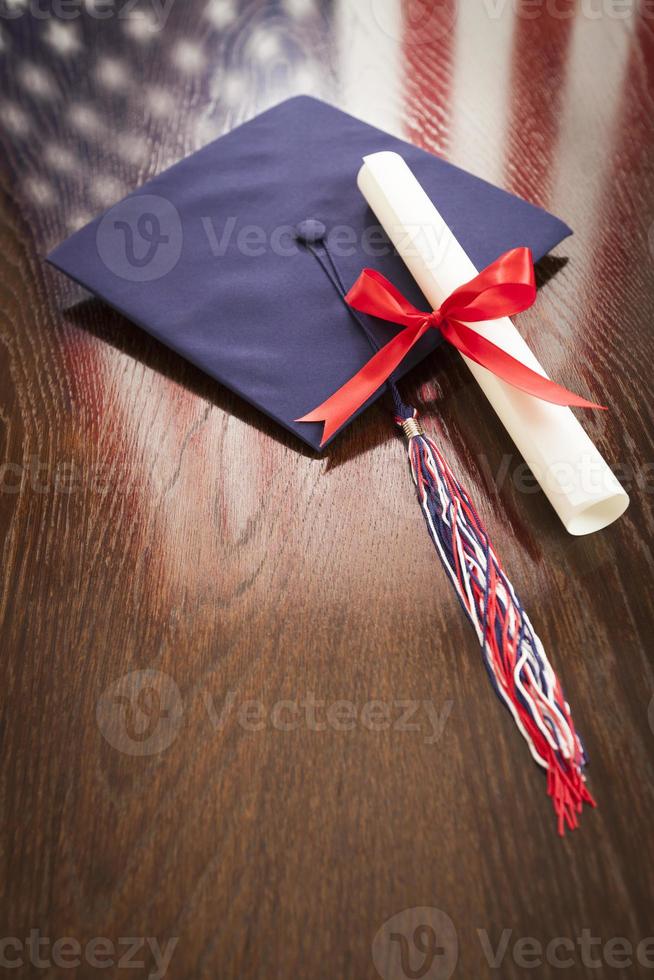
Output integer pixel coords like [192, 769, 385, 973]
[1, 2, 654, 978]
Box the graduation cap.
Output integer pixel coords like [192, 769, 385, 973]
[48, 95, 571, 452]
[48, 95, 595, 833]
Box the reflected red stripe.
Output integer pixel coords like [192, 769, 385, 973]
[504, 0, 576, 205]
[581, 12, 654, 359]
[402, 0, 457, 155]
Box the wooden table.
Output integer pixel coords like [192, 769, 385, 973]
[1, 2, 653, 978]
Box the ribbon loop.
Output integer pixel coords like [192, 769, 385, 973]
[441, 245, 537, 322]
[344, 266, 428, 328]
[296, 247, 605, 447]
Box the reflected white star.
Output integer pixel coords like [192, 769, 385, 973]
[44, 21, 80, 55]
[67, 210, 93, 232]
[18, 62, 57, 99]
[96, 57, 129, 91]
[145, 86, 175, 118]
[0, 102, 29, 134]
[292, 64, 322, 95]
[116, 132, 149, 164]
[219, 71, 246, 104]
[44, 142, 77, 171]
[171, 40, 206, 73]
[249, 28, 282, 61]
[204, 0, 237, 29]
[92, 174, 127, 205]
[84, 0, 112, 13]
[24, 177, 54, 206]
[68, 103, 103, 135]
[122, 9, 160, 41]
[283, 0, 315, 16]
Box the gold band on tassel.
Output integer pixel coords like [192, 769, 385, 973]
[400, 416, 424, 440]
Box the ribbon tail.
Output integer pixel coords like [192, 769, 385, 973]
[442, 319, 606, 410]
[296, 324, 427, 446]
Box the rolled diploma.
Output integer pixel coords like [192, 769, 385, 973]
[358, 151, 629, 536]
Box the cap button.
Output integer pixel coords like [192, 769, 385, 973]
[294, 218, 326, 245]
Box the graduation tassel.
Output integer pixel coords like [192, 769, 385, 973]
[391, 390, 595, 834]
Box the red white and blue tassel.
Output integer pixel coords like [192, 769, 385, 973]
[392, 392, 595, 834]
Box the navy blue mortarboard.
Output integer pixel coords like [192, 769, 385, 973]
[48, 95, 570, 452]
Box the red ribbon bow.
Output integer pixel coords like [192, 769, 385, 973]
[297, 247, 604, 446]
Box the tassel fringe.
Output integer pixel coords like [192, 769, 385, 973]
[395, 404, 595, 834]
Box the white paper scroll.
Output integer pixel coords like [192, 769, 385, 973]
[358, 151, 629, 535]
